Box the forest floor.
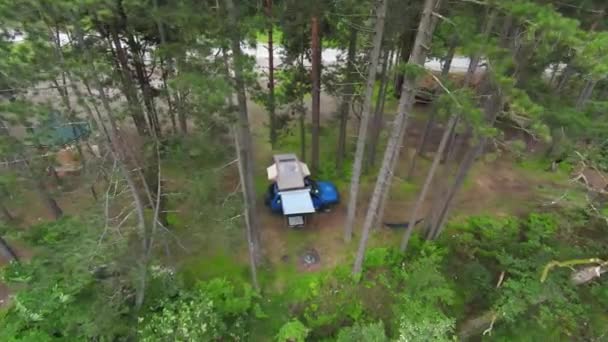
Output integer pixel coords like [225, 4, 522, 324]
[242, 94, 577, 279]
[0, 92, 587, 318]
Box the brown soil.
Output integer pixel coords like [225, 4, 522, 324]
[259, 203, 350, 272]
[581, 168, 608, 191]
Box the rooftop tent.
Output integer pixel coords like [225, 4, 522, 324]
[279, 189, 316, 215]
[266, 153, 310, 190]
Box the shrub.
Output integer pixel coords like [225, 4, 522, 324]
[276, 319, 310, 342]
[336, 321, 388, 342]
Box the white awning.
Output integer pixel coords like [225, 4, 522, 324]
[279, 189, 316, 215]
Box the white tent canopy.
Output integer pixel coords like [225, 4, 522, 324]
[266, 154, 310, 190]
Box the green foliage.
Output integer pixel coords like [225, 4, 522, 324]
[396, 313, 455, 342]
[0, 217, 131, 340]
[336, 321, 388, 342]
[442, 211, 608, 339]
[138, 288, 220, 341]
[139, 279, 255, 341]
[392, 245, 456, 341]
[275, 319, 310, 342]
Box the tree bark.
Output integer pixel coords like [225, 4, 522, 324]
[401, 114, 457, 251]
[299, 100, 307, 163]
[72, 18, 151, 310]
[556, 63, 574, 93]
[127, 33, 162, 138]
[353, 0, 441, 275]
[343, 0, 388, 243]
[175, 59, 188, 134]
[406, 34, 458, 180]
[37, 177, 63, 220]
[336, 29, 358, 171]
[233, 126, 259, 290]
[108, 29, 149, 136]
[310, 15, 321, 175]
[575, 79, 597, 111]
[265, 0, 277, 148]
[393, 14, 420, 97]
[19, 158, 63, 220]
[427, 89, 503, 240]
[441, 34, 458, 76]
[154, 0, 176, 135]
[0, 236, 19, 263]
[160, 58, 177, 134]
[463, 11, 496, 87]
[0, 199, 14, 223]
[367, 48, 391, 170]
[225, 0, 263, 277]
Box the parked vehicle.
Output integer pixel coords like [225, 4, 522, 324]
[264, 154, 339, 227]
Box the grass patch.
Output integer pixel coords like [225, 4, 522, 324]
[516, 157, 571, 184]
[179, 253, 249, 288]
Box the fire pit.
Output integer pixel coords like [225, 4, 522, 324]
[299, 248, 320, 268]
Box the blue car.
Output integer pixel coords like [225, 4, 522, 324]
[265, 177, 340, 214]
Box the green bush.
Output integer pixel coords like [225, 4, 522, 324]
[336, 321, 388, 342]
[275, 319, 309, 342]
[139, 279, 255, 341]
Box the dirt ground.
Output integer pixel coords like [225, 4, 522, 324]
[250, 97, 570, 273]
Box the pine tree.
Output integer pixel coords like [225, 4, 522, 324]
[344, 0, 388, 242]
[353, 0, 442, 275]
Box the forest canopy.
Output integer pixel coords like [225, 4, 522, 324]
[0, 0, 607, 340]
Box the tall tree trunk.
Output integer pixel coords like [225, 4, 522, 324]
[311, 15, 321, 174]
[463, 11, 497, 87]
[548, 63, 560, 86]
[46, 25, 87, 169]
[401, 114, 457, 251]
[0, 199, 14, 223]
[556, 63, 574, 93]
[0, 236, 19, 263]
[442, 116, 460, 162]
[108, 29, 149, 136]
[299, 100, 307, 163]
[441, 34, 458, 75]
[154, 0, 176, 135]
[393, 15, 420, 97]
[353, 0, 441, 275]
[21, 159, 63, 220]
[336, 29, 358, 171]
[427, 88, 503, 240]
[160, 58, 177, 134]
[367, 48, 391, 170]
[576, 79, 597, 111]
[265, 0, 277, 148]
[225, 0, 263, 282]
[36, 176, 63, 219]
[233, 126, 259, 290]
[406, 35, 458, 180]
[343, 0, 388, 243]
[175, 59, 188, 134]
[72, 18, 151, 310]
[127, 33, 162, 138]
[499, 15, 514, 48]
[177, 95, 188, 134]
